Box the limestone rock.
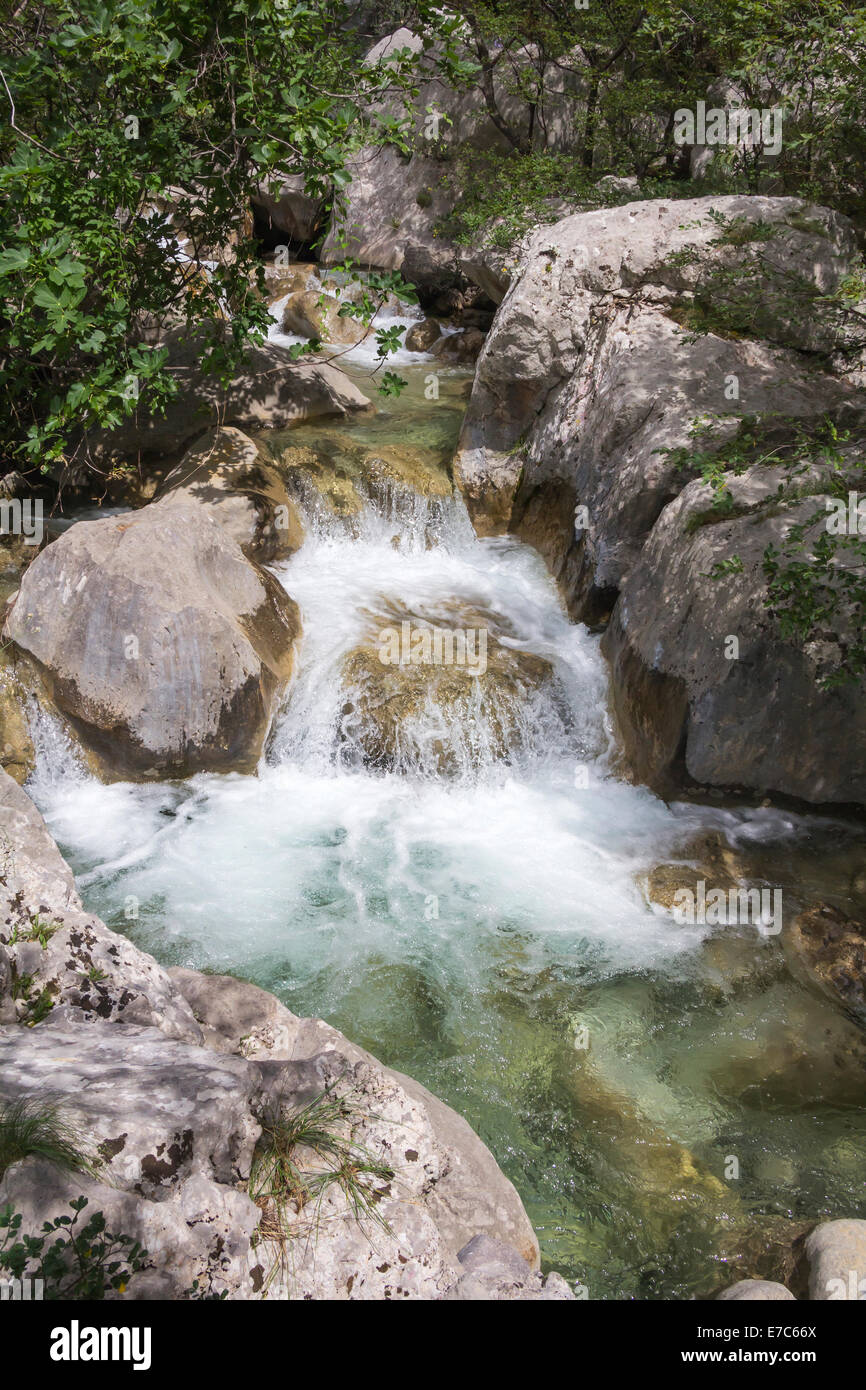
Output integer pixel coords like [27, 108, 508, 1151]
[717, 1279, 796, 1300]
[804, 1219, 866, 1300]
[601, 467, 866, 804]
[0, 1019, 262, 1196]
[0, 769, 201, 1040]
[158, 426, 304, 563]
[3, 501, 301, 778]
[83, 330, 373, 471]
[280, 289, 369, 347]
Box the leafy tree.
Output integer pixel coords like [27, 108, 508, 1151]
[0, 0, 420, 487]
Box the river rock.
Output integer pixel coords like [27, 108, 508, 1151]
[790, 904, 866, 1015]
[3, 501, 301, 779]
[338, 600, 566, 775]
[602, 466, 866, 804]
[405, 317, 442, 351]
[0, 648, 36, 784]
[0, 769, 201, 1041]
[804, 1219, 866, 1300]
[167, 967, 543, 1271]
[0, 1019, 262, 1196]
[82, 330, 373, 472]
[157, 426, 304, 563]
[716, 1279, 796, 1300]
[280, 288, 369, 347]
[431, 328, 485, 364]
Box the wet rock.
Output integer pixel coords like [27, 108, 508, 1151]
[0, 648, 36, 784]
[81, 329, 373, 474]
[805, 1219, 866, 1300]
[790, 904, 866, 1015]
[717, 1279, 795, 1300]
[431, 328, 485, 364]
[3, 501, 301, 778]
[158, 426, 304, 563]
[405, 317, 442, 352]
[281, 288, 369, 347]
[338, 600, 566, 774]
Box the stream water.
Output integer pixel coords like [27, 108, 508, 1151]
[28, 361, 866, 1299]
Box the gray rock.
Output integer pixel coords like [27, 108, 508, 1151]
[252, 174, 325, 247]
[454, 194, 866, 805]
[157, 426, 304, 563]
[168, 967, 542, 1271]
[717, 1279, 796, 1300]
[0, 770, 200, 1040]
[0, 1158, 261, 1300]
[84, 329, 373, 470]
[602, 466, 866, 805]
[4, 501, 301, 778]
[446, 1233, 576, 1301]
[805, 1219, 866, 1300]
[0, 1019, 262, 1197]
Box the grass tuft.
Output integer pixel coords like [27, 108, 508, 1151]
[0, 1095, 102, 1182]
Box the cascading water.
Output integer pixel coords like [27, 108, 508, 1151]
[27, 366, 866, 1299]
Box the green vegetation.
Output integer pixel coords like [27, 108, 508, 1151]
[249, 1084, 394, 1241]
[0, 0, 425, 482]
[0, 1094, 100, 1181]
[0, 1196, 147, 1298]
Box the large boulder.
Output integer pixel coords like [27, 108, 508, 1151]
[0, 769, 202, 1041]
[0, 1020, 262, 1197]
[337, 600, 568, 775]
[0, 779, 565, 1300]
[601, 466, 866, 805]
[157, 426, 304, 563]
[168, 968, 543, 1275]
[3, 501, 301, 779]
[84, 330, 373, 470]
[454, 194, 866, 805]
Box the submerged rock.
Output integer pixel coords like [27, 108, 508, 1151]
[3, 501, 301, 779]
[790, 903, 866, 1016]
[338, 600, 567, 774]
[717, 1279, 795, 1300]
